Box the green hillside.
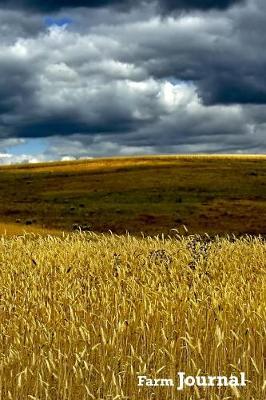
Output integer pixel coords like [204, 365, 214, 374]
[0, 155, 265, 236]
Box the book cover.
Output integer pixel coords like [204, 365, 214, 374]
[0, 1, 265, 400]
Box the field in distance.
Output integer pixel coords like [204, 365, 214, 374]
[0, 154, 265, 236]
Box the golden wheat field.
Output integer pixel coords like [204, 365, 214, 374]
[0, 232, 265, 400]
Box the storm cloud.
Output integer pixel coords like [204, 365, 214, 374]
[0, 0, 265, 163]
[0, 0, 244, 13]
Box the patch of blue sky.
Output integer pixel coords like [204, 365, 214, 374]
[44, 16, 74, 28]
[7, 138, 47, 156]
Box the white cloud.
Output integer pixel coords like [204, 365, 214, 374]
[0, 152, 48, 165]
[0, 138, 25, 148]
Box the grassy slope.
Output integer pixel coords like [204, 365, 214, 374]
[0, 155, 266, 235]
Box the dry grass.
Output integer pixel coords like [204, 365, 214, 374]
[0, 232, 265, 399]
[2, 154, 266, 175]
[0, 222, 62, 236]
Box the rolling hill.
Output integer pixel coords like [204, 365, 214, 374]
[0, 154, 265, 236]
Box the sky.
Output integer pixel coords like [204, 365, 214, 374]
[0, 0, 265, 164]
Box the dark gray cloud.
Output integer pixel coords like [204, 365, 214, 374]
[158, 0, 244, 12]
[199, 74, 266, 105]
[0, 0, 126, 12]
[0, 59, 33, 115]
[0, 0, 244, 13]
[0, 10, 44, 42]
